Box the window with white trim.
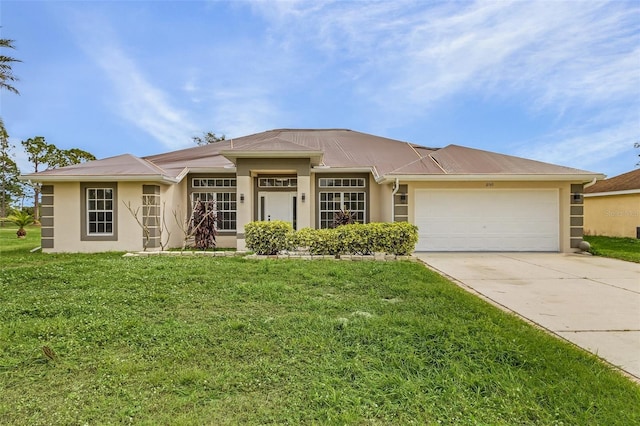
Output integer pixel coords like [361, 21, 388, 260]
[192, 178, 236, 188]
[192, 192, 237, 231]
[258, 177, 297, 188]
[319, 178, 366, 188]
[87, 188, 114, 235]
[319, 191, 366, 228]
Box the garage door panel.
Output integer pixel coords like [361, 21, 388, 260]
[415, 189, 559, 251]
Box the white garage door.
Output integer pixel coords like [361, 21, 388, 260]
[415, 189, 559, 251]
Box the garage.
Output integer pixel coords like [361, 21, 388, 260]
[415, 189, 559, 251]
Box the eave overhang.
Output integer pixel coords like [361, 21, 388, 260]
[377, 173, 606, 184]
[18, 174, 180, 184]
[585, 189, 640, 197]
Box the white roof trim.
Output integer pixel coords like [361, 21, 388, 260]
[18, 175, 179, 184]
[378, 173, 604, 184]
[585, 189, 640, 197]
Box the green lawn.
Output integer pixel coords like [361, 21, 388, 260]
[584, 235, 640, 263]
[1, 227, 639, 425]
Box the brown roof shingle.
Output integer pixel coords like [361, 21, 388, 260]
[584, 169, 640, 193]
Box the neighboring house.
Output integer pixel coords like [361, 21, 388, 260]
[584, 169, 640, 238]
[20, 129, 604, 253]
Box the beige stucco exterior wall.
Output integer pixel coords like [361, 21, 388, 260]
[369, 177, 393, 222]
[584, 193, 640, 238]
[48, 182, 147, 252]
[406, 180, 577, 253]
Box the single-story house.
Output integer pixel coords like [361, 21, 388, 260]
[584, 169, 640, 238]
[20, 128, 604, 253]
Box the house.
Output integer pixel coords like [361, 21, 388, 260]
[20, 128, 604, 253]
[584, 169, 640, 238]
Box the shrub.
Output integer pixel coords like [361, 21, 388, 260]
[290, 222, 419, 256]
[245, 221, 294, 255]
[377, 222, 419, 255]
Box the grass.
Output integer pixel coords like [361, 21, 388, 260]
[1, 227, 639, 425]
[584, 235, 640, 263]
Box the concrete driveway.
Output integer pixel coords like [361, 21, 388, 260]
[415, 252, 640, 381]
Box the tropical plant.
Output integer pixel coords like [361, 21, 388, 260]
[332, 209, 357, 227]
[6, 210, 34, 237]
[189, 199, 217, 250]
[0, 37, 20, 95]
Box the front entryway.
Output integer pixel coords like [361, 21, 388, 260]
[258, 192, 297, 228]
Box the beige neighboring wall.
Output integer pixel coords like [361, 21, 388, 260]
[584, 193, 640, 238]
[407, 180, 577, 253]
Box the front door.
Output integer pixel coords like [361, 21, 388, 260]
[259, 192, 297, 229]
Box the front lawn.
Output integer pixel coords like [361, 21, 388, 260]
[584, 235, 640, 263]
[1, 232, 639, 424]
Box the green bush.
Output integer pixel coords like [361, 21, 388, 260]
[244, 221, 294, 255]
[377, 222, 419, 255]
[292, 222, 418, 256]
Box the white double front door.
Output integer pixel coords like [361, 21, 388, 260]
[258, 192, 297, 227]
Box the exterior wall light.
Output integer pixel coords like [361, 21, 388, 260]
[301, 193, 306, 202]
[240, 193, 245, 203]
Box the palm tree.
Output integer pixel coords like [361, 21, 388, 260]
[6, 210, 34, 238]
[0, 37, 20, 95]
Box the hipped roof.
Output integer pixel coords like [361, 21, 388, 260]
[21, 129, 603, 183]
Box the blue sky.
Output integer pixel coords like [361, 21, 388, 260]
[2, 0, 639, 178]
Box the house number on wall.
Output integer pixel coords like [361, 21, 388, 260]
[485, 182, 494, 187]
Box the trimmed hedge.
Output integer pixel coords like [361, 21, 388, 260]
[244, 221, 294, 255]
[245, 221, 418, 256]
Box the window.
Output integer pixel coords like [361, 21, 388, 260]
[81, 182, 117, 241]
[192, 178, 236, 188]
[87, 188, 114, 235]
[192, 192, 237, 231]
[319, 178, 366, 188]
[319, 191, 366, 228]
[258, 177, 297, 188]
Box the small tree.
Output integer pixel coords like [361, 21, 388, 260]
[7, 210, 34, 238]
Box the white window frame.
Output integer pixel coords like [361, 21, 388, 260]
[191, 192, 237, 231]
[192, 178, 237, 188]
[318, 178, 366, 188]
[86, 187, 114, 235]
[258, 177, 298, 188]
[318, 191, 366, 229]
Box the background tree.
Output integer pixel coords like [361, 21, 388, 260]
[192, 131, 226, 146]
[21, 136, 95, 221]
[0, 120, 22, 220]
[0, 37, 20, 95]
[48, 147, 96, 168]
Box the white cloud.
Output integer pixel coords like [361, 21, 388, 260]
[258, 1, 640, 112]
[68, 13, 199, 150]
[250, 0, 640, 172]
